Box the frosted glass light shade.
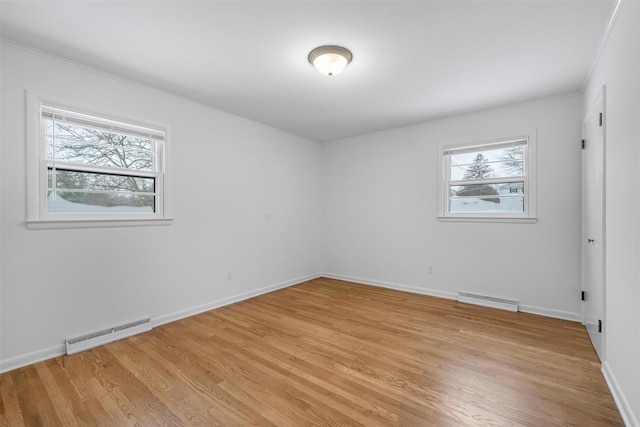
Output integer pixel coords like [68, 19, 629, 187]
[308, 45, 353, 76]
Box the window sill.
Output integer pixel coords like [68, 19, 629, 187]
[437, 216, 537, 224]
[26, 218, 173, 230]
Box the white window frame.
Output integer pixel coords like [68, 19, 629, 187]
[26, 93, 172, 229]
[438, 131, 537, 223]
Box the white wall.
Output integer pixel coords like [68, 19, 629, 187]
[584, 1, 640, 425]
[323, 94, 583, 320]
[0, 44, 323, 371]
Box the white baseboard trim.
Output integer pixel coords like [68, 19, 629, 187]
[0, 272, 321, 374]
[321, 273, 581, 322]
[518, 304, 581, 322]
[153, 272, 320, 328]
[0, 343, 66, 374]
[602, 361, 638, 427]
[320, 272, 458, 301]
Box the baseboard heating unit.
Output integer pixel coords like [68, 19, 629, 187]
[458, 292, 519, 312]
[65, 317, 152, 355]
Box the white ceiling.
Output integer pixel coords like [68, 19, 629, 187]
[1, 1, 616, 142]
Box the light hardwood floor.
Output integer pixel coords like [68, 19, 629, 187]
[0, 277, 624, 426]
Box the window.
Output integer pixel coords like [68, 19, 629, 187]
[439, 133, 536, 221]
[27, 99, 171, 228]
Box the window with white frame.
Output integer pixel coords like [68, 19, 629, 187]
[29, 102, 169, 227]
[439, 133, 536, 220]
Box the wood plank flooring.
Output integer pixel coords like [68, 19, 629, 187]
[0, 277, 624, 426]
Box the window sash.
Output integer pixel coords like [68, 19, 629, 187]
[441, 136, 532, 218]
[39, 103, 165, 218]
[47, 167, 158, 194]
[448, 176, 527, 186]
[44, 160, 159, 179]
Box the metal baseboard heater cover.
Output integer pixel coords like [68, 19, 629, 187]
[65, 317, 152, 355]
[458, 292, 519, 312]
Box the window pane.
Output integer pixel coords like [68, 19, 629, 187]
[46, 121, 154, 151]
[450, 146, 524, 180]
[47, 191, 155, 213]
[449, 181, 525, 213]
[450, 182, 524, 198]
[451, 160, 524, 180]
[45, 120, 155, 171]
[48, 169, 154, 193]
[449, 196, 524, 213]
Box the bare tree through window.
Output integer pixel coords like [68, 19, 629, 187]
[43, 107, 162, 214]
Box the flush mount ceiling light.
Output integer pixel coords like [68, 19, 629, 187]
[308, 45, 353, 76]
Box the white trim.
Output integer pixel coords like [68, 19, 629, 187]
[602, 361, 638, 427]
[44, 161, 159, 179]
[320, 272, 458, 301]
[26, 218, 173, 230]
[322, 273, 581, 322]
[26, 92, 40, 223]
[443, 138, 528, 156]
[0, 273, 321, 374]
[153, 273, 321, 327]
[437, 216, 537, 224]
[583, 0, 626, 91]
[0, 344, 66, 374]
[41, 105, 165, 140]
[518, 304, 581, 322]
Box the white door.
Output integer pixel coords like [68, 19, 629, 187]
[582, 90, 605, 361]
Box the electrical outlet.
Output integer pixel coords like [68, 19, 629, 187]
[226, 271, 232, 280]
[427, 264, 434, 274]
